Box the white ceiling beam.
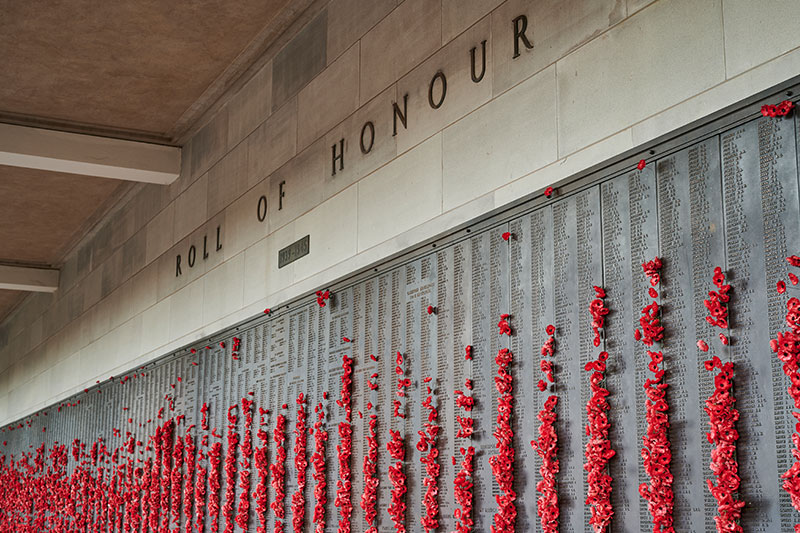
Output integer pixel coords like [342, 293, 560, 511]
[0, 123, 180, 185]
[0, 265, 59, 293]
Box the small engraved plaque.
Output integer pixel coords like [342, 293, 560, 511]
[278, 235, 310, 268]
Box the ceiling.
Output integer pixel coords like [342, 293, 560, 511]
[0, 0, 308, 323]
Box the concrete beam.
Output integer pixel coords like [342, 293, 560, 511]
[0, 123, 181, 184]
[0, 265, 59, 292]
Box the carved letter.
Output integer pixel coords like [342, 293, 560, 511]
[428, 71, 447, 109]
[257, 195, 267, 222]
[512, 15, 533, 58]
[216, 225, 222, 251]
[470, 40, 487, 83]
[392, 93, 409, 136]
[279, 180, 286, 210]
[203, 235, 209, 260]
[360, 121, 375, 154]
[331, 138, 344, 176]
[188, 245, 196, 268]
[175, 255, 182, 277]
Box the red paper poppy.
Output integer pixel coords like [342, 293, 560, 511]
[544, 186, 554, 198]
[637, 159, 647, 170]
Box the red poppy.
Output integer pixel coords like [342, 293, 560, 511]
[502, 231, 511, 241]
[544, 186, 554, 197]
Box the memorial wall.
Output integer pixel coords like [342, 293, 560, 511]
[2, 98, 800, 531]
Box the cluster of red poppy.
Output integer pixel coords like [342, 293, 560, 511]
[223, 405, 240, 533]
[316, 290, 331, 307]
[531, 395, 559, 533]
[291, 394, 308, 533]
[311, 403, 329, 533]
[489, 346, 516, 533]
[171, 427, 184, 529]
[584, 286, 615, 533]
[231, 336, 242, 360]
[453, 445, 476, 532]
[703, 356, 744, 532]
[387, 428, 407, 532]
[270, 413, 287, 533]
[531, 325, 559, 533]
[417, 380, 441, 532]
[635, 258, 675, 532]
[589, 286, 610, 347]
[183, 431, 196, 533]
[498, 314, 513, 336]
[704, 267, 731, 329]
[761, 100, 795, 117]
[208, 440, 223, 532]
[335, 354, 354, 533]
[360, 414, 379, 533]
[236, 399, 254, 530]
[771, 256, 800, 525]
[386, 350, 408, 531]
[255, 428, 270, 533]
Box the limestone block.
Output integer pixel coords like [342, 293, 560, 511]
[442, 65, 557, 212]
[396, 16, 493, 154]
[360, 0, 441, 103]
[557, 0, 724, 156]
[326, 0, 396, 63]
[272, 10, 328, 110]
[358, 134, 442, 251]
[297, 42, 360, 150]
[492, 0, 624, 97]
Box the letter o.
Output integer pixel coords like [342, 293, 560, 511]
[428, 71, 447, 109]
[360, 121, 375, 154]
[257, 195, 268, 222]
[188, 245, 196, 267]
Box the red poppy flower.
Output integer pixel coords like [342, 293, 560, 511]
[779, 281, 788, 294]
[789, 255, 800, 267]
[544, 186, 554, 197]
[637, 159, 647, 170]
[264, 308, 271, 314]
[502, 231, 511, 241]
[790, 273, 799, 285]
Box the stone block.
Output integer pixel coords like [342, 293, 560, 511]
[297, 42, 360, 150]
[168, 277, 205, 340]
[442, 65, 557, 212]
[268, 137, 326, 232]
[723, 0, 800, 77]
[395, 15, 493, 154]
[189, 109, 229, 180]
[357, 133, 442, 251]
[224, 177, 271, 261]
[442, 0, 502, 45]
[360, 0, 441, 103]
[557, 0, 724, 156]
[492, 0, 624, 97]
[272, 9, 328, 110]
[173, 173, 208, 242]
[326, 0, 396, 63]
[321, 85, 397, 200]
[246, 98, 297, 188]
[293, 184, 358, 282]
[207, 141, 249, 218]
[227, 61, 273, 148]
[145, 202, 175, 265]
[202, 253, 245, 325]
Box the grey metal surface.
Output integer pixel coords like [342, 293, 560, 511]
[3, 106, 800, 533]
